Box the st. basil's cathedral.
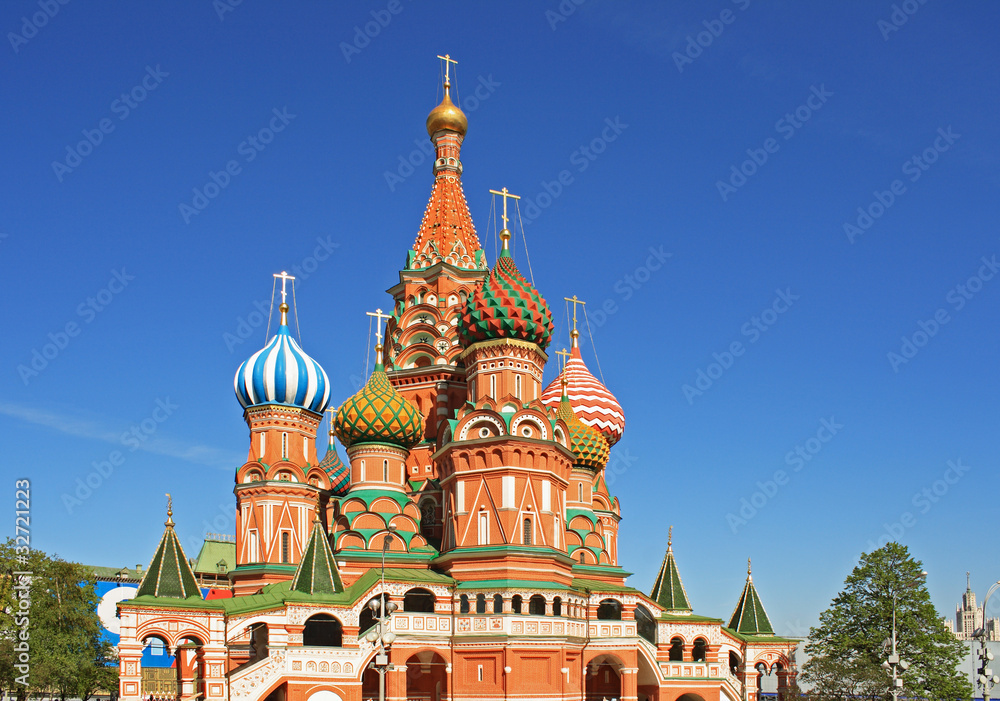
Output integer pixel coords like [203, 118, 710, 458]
[115, 59, 799, 701]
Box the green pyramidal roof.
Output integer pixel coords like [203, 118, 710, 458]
[136, 512, 202, 599]
[728, 563, 774, 635]
[290, 517, 343, 595]
[650, 536, 691, 612]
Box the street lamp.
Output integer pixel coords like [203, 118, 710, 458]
[366, 524, 398, 701]
[973, 580, 1000, 701]
[881, 570, 926, 701]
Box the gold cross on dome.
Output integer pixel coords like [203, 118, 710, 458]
[366, 308, 391, 345]
[564, 295, 587, 333]
[489, 187, 521, 230]
[554, 347, 571, 374]
[437, 53, 458, 88]
[273, 271, 295, 304]
[325, 406, 336, 434]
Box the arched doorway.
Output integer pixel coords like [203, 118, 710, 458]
[676, 694, 707, 701]
[405, 651, 448, 701]
[596, 598, 622, 620]
[585, 654, 622, 701]
[404, 588, 435, 613]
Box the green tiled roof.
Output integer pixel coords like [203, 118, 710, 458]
[192, 538, 236, 575]
[290, 519, 343, 595]
[136, 515, 202, 600]
[650, 539, 691, 612]
[87, 565, 143, 581]
[728, 566, 774, 635]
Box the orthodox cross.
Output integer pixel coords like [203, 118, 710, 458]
[437, 53, 458, 89]
[366, 308, 391, 345]
[489, 187, 520, 230]
[273, 270, 295, 304]
[564, 295, 586, 333]
[165, 493, 173, 526]
[326, 406, 337, 435]
[555, 347, 571, 374]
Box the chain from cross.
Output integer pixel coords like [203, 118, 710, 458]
[489, 187, 521, 230]
[274, 271, 295, 304]
[437, 53, 458, 87]
[564, 295, 586, 332]
[366, 308, 392, 345]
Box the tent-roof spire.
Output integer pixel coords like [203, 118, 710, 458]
[290, 505, 343, 595]
[135, 495, 202, 599]
[727, 557, 775, 635]
[650, 526, 692, 612]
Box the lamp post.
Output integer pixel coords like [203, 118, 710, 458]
[974, 580, 1000, 701]
[366, 524, 398, 701]
[882, 570, 927, 701]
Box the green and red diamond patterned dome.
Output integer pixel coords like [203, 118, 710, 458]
[459, 243, 554, 349]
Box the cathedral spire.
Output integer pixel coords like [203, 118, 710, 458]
[290, 507, 343, 595]
[135, 495, 201, 600]
[650, 527, 692, 612]
[410, 54, 482, 272]
[727, 557, 775, 635]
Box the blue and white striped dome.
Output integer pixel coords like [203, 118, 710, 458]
[234, 316, 331, 414]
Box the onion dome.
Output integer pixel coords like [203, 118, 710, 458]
[426, 86, 467, 136]
[541, 331, 625, 445]
[320, 426, 350, 497]
[234, 303, 331, 414]
[333, 345, 423, 450]
[556, 380, 609, 470]
[460, 230, 554, 349]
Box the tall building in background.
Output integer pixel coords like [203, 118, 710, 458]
[114, 59, 799, 701]
[943, 573, 999, 642]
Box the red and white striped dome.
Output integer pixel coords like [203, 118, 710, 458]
[541, 342, 624, 446]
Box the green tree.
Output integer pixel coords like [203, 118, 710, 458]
[803, 542, 969, 701]
[0, 539, 118, 701]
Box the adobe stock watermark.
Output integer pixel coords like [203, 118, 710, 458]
[213, 0, 245, 21]
[8, 0, 71, 53]
[51, 65, 169, 182]
[672, 0, 751, 73]
[716, 84, 833, 201]
[340, 0, 407, 63]
[585, 246, 672, 328]
[384, 74, 501, 192]
[222, 235, 339, 352]
[61, 398, 179, 514]
[17, 268, 135, 386]
[519, 117, 628, 225]
[178, 107, 295, 224]
[545, 0, 590, 31]
[186, 502, 235, 553]
[866, 458, 969, 551]
[603, 447, 639, 489]
[682, 289, 798, 404]
[877, 0, 931, 40]
[843, 126, 960, 243]
[726, 416, 843, 534]
[887, 254, 998, 372]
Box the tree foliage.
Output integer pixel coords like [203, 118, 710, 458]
[803, 542, 969, 701]
[0, 539, 118, 701]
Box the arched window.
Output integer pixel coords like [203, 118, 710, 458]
[515, 375, 521, 399]
[692, 638, 708, 662]
[302, 614, 342, 647]
[478, 512, 488, 545]
[523, 518, 532, 545]
[730, 651, 742, 677]
[578, 483, 583, 502]
[476, 593, 487, 614]
[403, 588, 435, 613]
[493, 594, 503, 614]
[280, 532, 290, 564]
[383, 459, 389, 482]
[578, 551, 586, 564]
[459, 594, 470, 614]
[281, 432, 288, 459]
[552, 596, 562, 616]
[529, 595, 546, 616]
[634, 604, 656, 644]
[511, 595, 523, 614]
[669, 637, 684, 661]
[489, 374, 496, 397]
[596, 599, 622, 620]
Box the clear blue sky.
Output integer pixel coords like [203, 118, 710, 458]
[3, 0, 999, 636]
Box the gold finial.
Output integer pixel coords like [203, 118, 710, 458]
[165, 493, 174, 527]
[668, 525, 673, 549]
[747, 557, 752, 579]
[314, 501, 323, 523]
[437, 53, 458, 94]
[326, 406, 336, 438]
[489, 187, 521, 249]
[564, 296, 586, 347]
[366, 308, 391, 366]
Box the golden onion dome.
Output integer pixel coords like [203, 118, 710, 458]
[426, 91, 468, 137]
